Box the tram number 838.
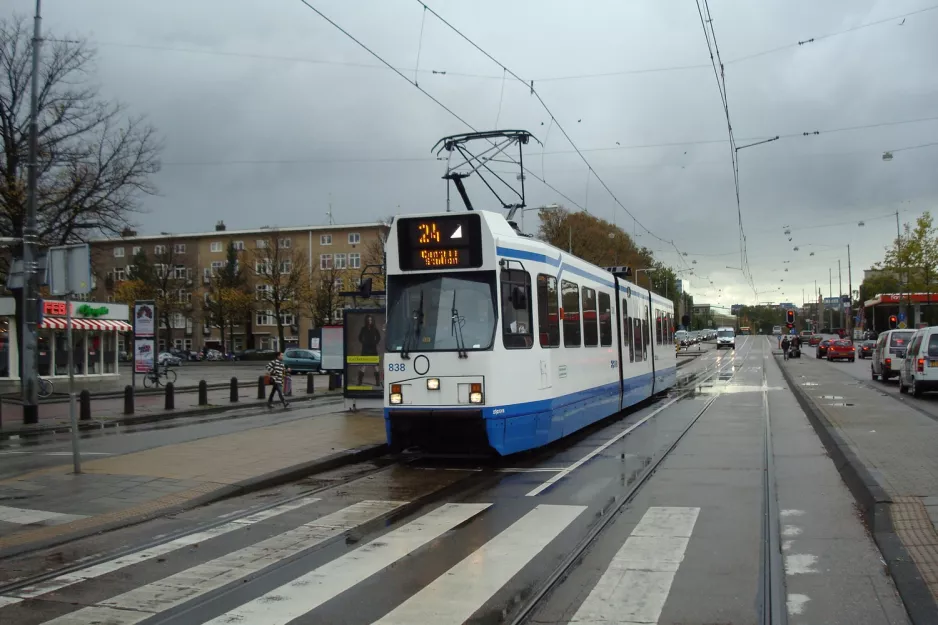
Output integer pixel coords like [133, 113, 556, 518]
[388, 363, 407, 372]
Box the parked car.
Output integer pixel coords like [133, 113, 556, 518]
[283, 349, 322, 374]
[158, 352, 182, 367]
[856, 340, 875, 359]
[826, 340, 855, 362]
[898, 326, 938, 397]
[871, 329, 915, 381]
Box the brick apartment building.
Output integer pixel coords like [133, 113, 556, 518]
[87, 220, 387, 353]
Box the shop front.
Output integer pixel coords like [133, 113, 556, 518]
[0, 298, 133, 392]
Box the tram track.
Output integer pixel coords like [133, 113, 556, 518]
[760, 337, 788, 625]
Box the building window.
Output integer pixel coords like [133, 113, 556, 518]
[334, 253, 347, 269]
[113, 267, 126, 282]
[280, 311, 295, 326]
[255, 261, 272, 275]
[114, 247, 125, 258]
[256, 310, 275, 326]
[177, 289, 191, 304]
[156, 264, 168, 278]
[349, 252, 361, 269]
[211, 260, 225, 273]
[233, 240, 245, 251]
[256, 284, 271, 300]
[132, 246, 142, 256]
[211, 241, 223, 253]
[280, 260, 292, 273]
[171, 313, 186, 329]
[320, 234, 332, 245]
[173, 243, 187, 254]
[174, 265, 189, 280]
[278, 238, 291, 249]
[256, 239, 268, 249]
[320, 254, 333, 270]
[348, 232, 361, 245]
[154, 244, 166, 255]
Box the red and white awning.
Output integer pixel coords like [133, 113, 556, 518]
[40, 318, 133, 331]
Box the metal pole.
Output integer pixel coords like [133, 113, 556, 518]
[65, 268, 81, 473]
[829, 268, 833, 330]
[20, 0, 43, 425]
[847, 244, 853, 337]
[896, 210, 903, 322]
[838, 259, 843, 329]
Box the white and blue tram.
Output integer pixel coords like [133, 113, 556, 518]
[383, 210, 677, 455]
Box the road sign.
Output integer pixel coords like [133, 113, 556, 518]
[899, 322, 908, 329]
[899, 312, 906, 322]
[47, 244, 91, 295]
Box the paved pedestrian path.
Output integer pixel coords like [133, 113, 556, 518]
[780, 352, 938, 609]
[0, 409, 386, 557]
[0, 374, 335, 435]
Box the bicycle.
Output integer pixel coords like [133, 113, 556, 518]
[38, 377, 54, 398]
[142, 364, 177, 388]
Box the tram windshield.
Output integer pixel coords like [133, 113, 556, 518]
[386, 271, 497, 352]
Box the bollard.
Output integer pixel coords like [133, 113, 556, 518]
[328, 373, 336, 391]
[257, 375, 266, 400]
[198, 380, 208, 406]
[230, 377, 239, 402]
[123, 385, 134, 415]
[79, 390, 92, 421]
[307, 373, 314, 394]
[164, 382, 175, 410]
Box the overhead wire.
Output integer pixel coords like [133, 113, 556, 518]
[412, 0, 695, 274]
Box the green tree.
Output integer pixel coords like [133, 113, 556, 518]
[252, 232, 309, 347]
[204, 243, 252, 353]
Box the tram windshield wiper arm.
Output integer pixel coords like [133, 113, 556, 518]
[451, 291, 468, 359]
[401, 289, 424, 359]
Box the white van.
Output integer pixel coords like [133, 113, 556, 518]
[716, 326, 735, 350]
[871, 329, 915, 381]
[898, 326, 938, 396]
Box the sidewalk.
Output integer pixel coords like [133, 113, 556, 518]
[0, 409, 387, 558]
[779, 354, 938, 620]
[0, 374, 337, 437]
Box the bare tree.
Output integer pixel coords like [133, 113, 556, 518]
[360, 217, 392, 292]
[203, 242, 252, 353]
[0, 16, 161, 250]
[302, 264, 346, 328]
[252, 232, 309, 347]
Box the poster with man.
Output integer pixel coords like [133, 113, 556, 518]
[343, 308, 386, 398]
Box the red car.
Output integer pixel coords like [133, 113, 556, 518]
[808, 334, 823, 346]
[827, 340, 855, 362]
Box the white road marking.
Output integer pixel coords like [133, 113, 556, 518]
[781, 525, 802, 537]
[787, 593, 810, 614]
[784, 553, 818, 574]
[0, 451, 113, 456]
[0, 496, 321, 607]
[0, 504, 86, 525]
[41, 500, 404, 625]
[525, 395, 685, 497]
[372, 504, 586, 624]
[569, 506, 699, 624]
[204, 502, 492, 625]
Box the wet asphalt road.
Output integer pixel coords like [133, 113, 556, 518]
[0, 338, 910, 624]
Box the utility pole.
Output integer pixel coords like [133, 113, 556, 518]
[896, 209, 903, 322]
[20, 0, 43, 425]
[829, 268, 833, 330]
[838, 259, 843, 329]
[816, 279, 820, 330]
[847, 244, 853, 337]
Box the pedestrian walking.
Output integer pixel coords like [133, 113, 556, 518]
[266, 352, 289, 409]
[781, 335, 791, 361]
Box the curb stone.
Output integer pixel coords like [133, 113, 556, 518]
[0, 442, 388, 560]
[776, 355, 938, 625]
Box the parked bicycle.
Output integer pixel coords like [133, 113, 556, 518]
[38, 377, 54, 398]
[142, 364, 177, 388]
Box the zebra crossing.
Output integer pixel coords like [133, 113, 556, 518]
[0, 494, 702, 625]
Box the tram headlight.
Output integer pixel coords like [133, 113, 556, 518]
[426, 378, 440, 390]
[469, 382, 483, 404]
[390, 383, 403, 405]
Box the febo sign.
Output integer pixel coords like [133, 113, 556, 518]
[43, 301, 68, 316]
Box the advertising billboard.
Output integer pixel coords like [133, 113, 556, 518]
[343, 309, 386, 399]
[134, 338, 154, 373]
[134, 302, 156, 337]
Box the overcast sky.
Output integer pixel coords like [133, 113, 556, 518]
[10, 0, 938, 308]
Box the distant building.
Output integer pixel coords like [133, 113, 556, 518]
[88, 220, 388, 353]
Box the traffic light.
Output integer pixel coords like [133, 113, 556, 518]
[785, 310, 795, 325]
[889, 314, 898, 329]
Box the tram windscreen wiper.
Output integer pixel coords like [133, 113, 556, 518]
[451, 291, 468, 358]
[401, 289, 424, 359]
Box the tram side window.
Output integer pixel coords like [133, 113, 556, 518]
[536, 274, 560, 347]
[562, 280, 581, 347]
[599, 292, 612, 346]
[623, 299, 633, 362]
[582, 287, 598, 347]
[501, 269, 533, 349]
[667, 313, 673, 344]
[655, 310, 662, 345]
[633, 317, 643, 361]
[643, 306, 650, 361]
